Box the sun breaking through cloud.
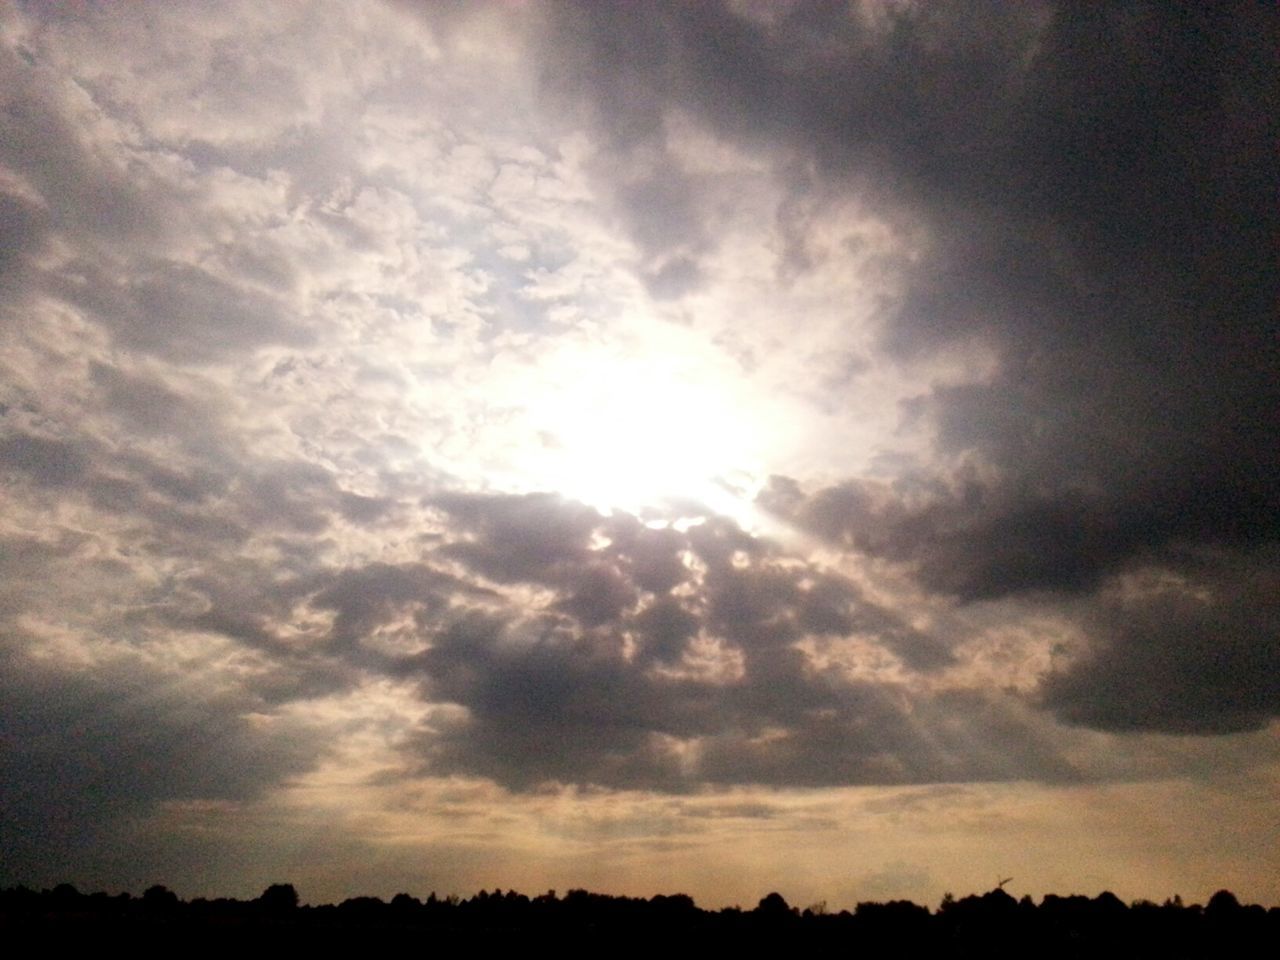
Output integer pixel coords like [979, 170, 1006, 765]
[1, 0, 1276, 908]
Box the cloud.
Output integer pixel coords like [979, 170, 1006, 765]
[0, 431, 90, 488]
[0, 643, 321, 883]
[762, 468, 1280, 736]
[537, 0, 1277, 553]
[374, 493, 1064, 791]
[1040, 557, 1280, 734]
[430, 491, 605, 585]
[1, 0, 1276, 903]
[50, 257, 313, 363]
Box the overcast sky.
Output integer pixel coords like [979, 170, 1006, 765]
[1, 1, 1277, 908]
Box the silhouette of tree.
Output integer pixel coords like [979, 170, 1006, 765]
[1206, 889, 1241, 916]
[258, 883, 299, 911]
[50, 883, 82, 910]
[142, 884, 179, 913]
[755, 891, 792, 917]
[391, 892, 421, 911]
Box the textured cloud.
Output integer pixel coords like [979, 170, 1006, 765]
[533, 0, 1277, 576]
[533, 0, 1277, 740]
[359, 493, 1063, 790]
[1, 0, 1276, 903]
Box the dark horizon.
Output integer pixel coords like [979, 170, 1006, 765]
[10, 879, 1280, 914]
[7, 880, 1278, 956]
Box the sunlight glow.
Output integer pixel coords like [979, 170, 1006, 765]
[509, 338, 767, 524]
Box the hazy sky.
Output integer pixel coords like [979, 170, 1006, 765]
[2, 1, 1277, 909]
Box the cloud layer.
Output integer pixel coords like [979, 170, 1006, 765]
[1, 0, 1276, 903]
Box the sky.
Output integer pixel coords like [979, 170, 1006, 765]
[1, 0, 1277, 910]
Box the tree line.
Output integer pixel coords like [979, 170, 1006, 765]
[2, 882, 1275, 955]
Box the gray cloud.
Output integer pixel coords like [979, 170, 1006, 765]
[431, 491, 604, 585]
[50, 257, 313, 363]
[309, 560, 487, 652]
[1, 24, 319, 364]
[0, 41, 163, 248]
[762, 471, 1280, 735]
[516, 0, 1275, 742]
[536, 1, 1277, 589]
[409, 612, 1071, 792]
[0, 645, 321, 884]
[373, 493, 1057, 791]
[0, 431, 90, 488]
[1040, 553, 1280, 734]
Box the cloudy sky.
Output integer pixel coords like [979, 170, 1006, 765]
[2, 1, 1277, 908]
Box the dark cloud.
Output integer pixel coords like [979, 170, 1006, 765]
[0, 188, 49, 292]
[762, 472, 1280, 735]
[632, 596, 699, 665]
[0, 412, 361, 556]
[758, 471, 1266, 602]
[376, 492, 1056, 791]
[541, 0, 1278, 606]
[0, 431, 90, 487]
[607, 519, 693, 595]
[87, 362, 219, 440]
[338, 490, 395, 523]
[309, 560, 484, 652]
[408, 610, 1066, 792]
[553, 562, 639, 628]
[414, 612, 699, 791]
[695, 682, 1078, 788]
[516, 0, 1273, 745]
[430, 491, 604, 585]
[1040, 553, 1280, 734]
[0, 646, 320, 885]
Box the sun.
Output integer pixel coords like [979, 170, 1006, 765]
[503, 336, 767, 524]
